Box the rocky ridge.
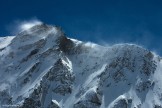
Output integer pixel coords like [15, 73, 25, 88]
[0, 24, 162, 108]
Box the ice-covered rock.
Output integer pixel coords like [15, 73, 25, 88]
[0, 24, 162, 108]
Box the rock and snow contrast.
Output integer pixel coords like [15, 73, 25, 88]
[0, 24, 162, 108]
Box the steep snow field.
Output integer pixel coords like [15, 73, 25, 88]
[0, 24, 162, 108]
[0, 36, 14, 49]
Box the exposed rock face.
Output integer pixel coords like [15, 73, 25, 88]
[0, 24, 162, 108]
[0, 89, 12, 105]
[109, 98, 128, 108]
[74, 87, 102, 108]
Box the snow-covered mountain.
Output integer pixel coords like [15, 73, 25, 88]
[0, 24, 162, 108]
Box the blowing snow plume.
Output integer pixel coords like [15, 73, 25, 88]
[6, 18, 42, 35]
[19, 19, 42, 31]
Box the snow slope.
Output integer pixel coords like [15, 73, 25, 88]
[0, 36, 14, 49]
[0, 24, 162, 108]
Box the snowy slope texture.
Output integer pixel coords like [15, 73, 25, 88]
[0, 24, 162, 108]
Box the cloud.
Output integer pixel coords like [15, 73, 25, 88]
[6, 18, 42, 35]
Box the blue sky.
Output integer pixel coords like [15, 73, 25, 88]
[0, 0, 162, 55]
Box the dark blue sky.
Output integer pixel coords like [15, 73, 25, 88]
[0, 0, 162, 55]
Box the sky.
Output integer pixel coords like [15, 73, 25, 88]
[0, 0, 162, 55]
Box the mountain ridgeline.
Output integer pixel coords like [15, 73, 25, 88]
[0, 24, 162, 108]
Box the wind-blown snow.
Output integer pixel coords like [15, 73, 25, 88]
[19, 20, 42, 31]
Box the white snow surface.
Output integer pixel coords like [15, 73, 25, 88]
[0, 36, 15, 49]
[0, 24, 162, 108]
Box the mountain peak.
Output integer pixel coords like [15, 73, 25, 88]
[0, 23, 162, 108]
[8, 24, 74, 53]
[18, 23, 56, 36]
